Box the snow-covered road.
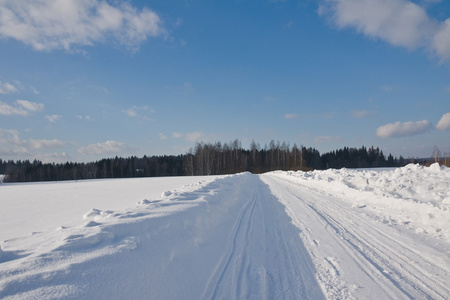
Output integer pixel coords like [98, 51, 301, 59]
[262, 173, 450, 299]
[1, 165, 449, 299]
[201, 175, 324, 300]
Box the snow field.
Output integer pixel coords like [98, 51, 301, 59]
[0, 176, 224, 242]
[1, 164, 449, 299]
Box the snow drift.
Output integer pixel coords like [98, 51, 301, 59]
[280, 163, 450, 242]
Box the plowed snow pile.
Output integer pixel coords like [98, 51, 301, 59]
[0, 164, 449, 299]
[280, 163, 450, 242]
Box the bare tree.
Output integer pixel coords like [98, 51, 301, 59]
[432, 145, 441, 163]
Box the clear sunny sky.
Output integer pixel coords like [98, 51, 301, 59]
[0, 0, 450, 163]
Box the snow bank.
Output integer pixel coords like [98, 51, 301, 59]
[0, 175, 231, 299]
[279, 163, 450, 242]
[0, 176, 224, 242]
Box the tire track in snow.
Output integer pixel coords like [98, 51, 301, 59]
[262, 173, 450, 300]
[203, 183, 258, 299]
[202, 174, 325, 300]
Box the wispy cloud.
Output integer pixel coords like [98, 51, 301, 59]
[29, 138, 66, 149]
[78, 140, 133, 156]
[76, 115, 93, 121]
[31, 87, 40, 95]
[0, 129, 24, 148]
[350, 109, 376, 119]
[284, 113, 299, 120]
[16, 100, 44, 112]
[172, 131, 205, 142]
[0, 81, 18, 94]
[376, 120, 432, 138]
[0, 100, 44, 116]
[158, 133, 168, 140]
[0, 128, 66, 156]
[172, 132, 183, 139]
[185, 132, 204, 142]
[436, 112, 450, 130]
[0, 0, 166, 52]
[46, 114, 63, 123]
[122, 105, 153, 120]
[319, 0, 450, 61]
[0, 102, 28, 116]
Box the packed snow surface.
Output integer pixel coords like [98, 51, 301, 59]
[0, 164, 449, 299]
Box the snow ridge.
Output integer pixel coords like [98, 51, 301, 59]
[279, 163, 450, 242]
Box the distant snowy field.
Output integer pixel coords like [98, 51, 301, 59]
[0, 176, 225, 242]
[1, 164, 449, 299]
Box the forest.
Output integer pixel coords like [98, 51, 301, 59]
[1, 140, 408, 183]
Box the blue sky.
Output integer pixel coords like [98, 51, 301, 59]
[0, 0, 450, 163]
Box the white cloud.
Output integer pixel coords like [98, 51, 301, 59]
[123, 107, 138, 117]
[172, 132, 183, 138]
[0, 129, 66, 156]
[35, 152, 69, 164]
[29, 138, 66, 149]
[16, 100, 44, 112]
[46, 114, 63, 123]
[0, 102, 28, 116]
[0, 81, 18, 94]
[314, 135, 342, 143]
[78, 140, 132, 155]
[158, 133, 168, 140]
[436, 112, 450, 130]
[122, 105, 153, 119]
[31, 87, 40, 95]
[376, 120, 432, 138]
[0, 129, 24, 147]
[76, 115, 93, 120]
[0, 100, 44, 116]
[0, 0, 166, 52]
[433, 19, 450, 61]
[284, 113, 299, 120]
[319, 0, 450, 61]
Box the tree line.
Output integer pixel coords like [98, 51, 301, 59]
[1, 140, 407, 183]
[0, 155, 185, 183]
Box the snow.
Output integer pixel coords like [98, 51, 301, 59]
[278, 163, 450, 242]
[0, 176, 223, 242]
[1, 164, 449, 299]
